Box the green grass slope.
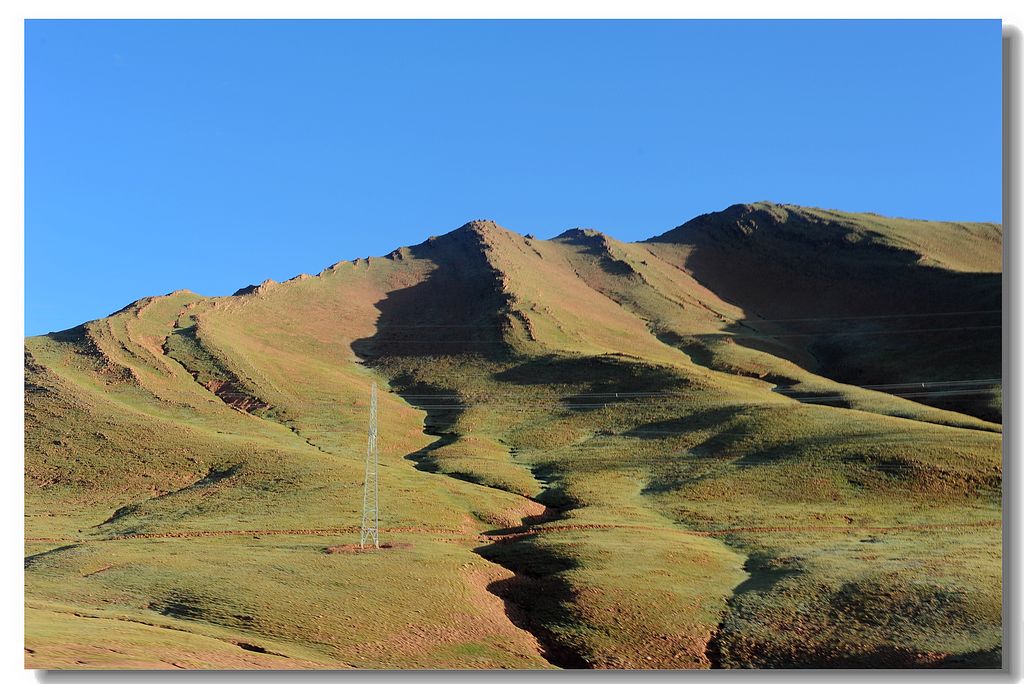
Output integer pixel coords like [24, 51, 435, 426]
[26, 287, 553, 669]
[26, 205, 1002, 669]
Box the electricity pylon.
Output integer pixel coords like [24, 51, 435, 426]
[360, 382, 379, 549]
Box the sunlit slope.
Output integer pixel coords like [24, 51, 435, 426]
[25, 285, 554, 668]
[26, 204, 1002, 669]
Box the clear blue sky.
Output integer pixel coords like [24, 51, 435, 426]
[26, 19, 1002, 335]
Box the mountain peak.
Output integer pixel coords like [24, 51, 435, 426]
[453, 219, 510, 238]
[695, 201, 792, 226]
[555, 227, 606, 241]
[646, 201, 803, 244]
[460, 218, 500, 230]
[418, 219, 518, 251]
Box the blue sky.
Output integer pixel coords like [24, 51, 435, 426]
[25, 19, 1002, 335]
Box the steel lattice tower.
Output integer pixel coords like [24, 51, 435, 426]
[360, 382, 380, 549]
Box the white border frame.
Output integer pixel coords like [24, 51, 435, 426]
[4, 4, 1021, 683]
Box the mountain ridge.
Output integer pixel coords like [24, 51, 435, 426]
[66, 202, 1000, 336]
[25, 201, 1003, 669]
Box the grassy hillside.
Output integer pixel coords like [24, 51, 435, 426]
[646, 202, 1002, 421]
[25, 204, 1002, 669]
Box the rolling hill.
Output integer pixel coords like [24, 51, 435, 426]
[24, 202, 1003, 669]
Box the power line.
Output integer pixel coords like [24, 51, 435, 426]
[740, 309, 1001, 324]
[399, 378, 1000, 400]
[719, 324, 1002, 339]
[407, 452, 998, 471]
[400, 386, 1000, 410]
[360, 309, 1001, 328]
[775, 378, 1000, 393]
[359, 323, 1001, 343]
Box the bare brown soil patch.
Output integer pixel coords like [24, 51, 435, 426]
[323, 542, 412, 554]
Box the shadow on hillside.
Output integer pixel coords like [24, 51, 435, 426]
[475, 537, 590, 668]
[350, 233, 513, 363]
[710, 561, 1003, 668]
[623, 405, 750, 440]
[492, 354, 691, 413]
[649, 208, 1002, 422]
